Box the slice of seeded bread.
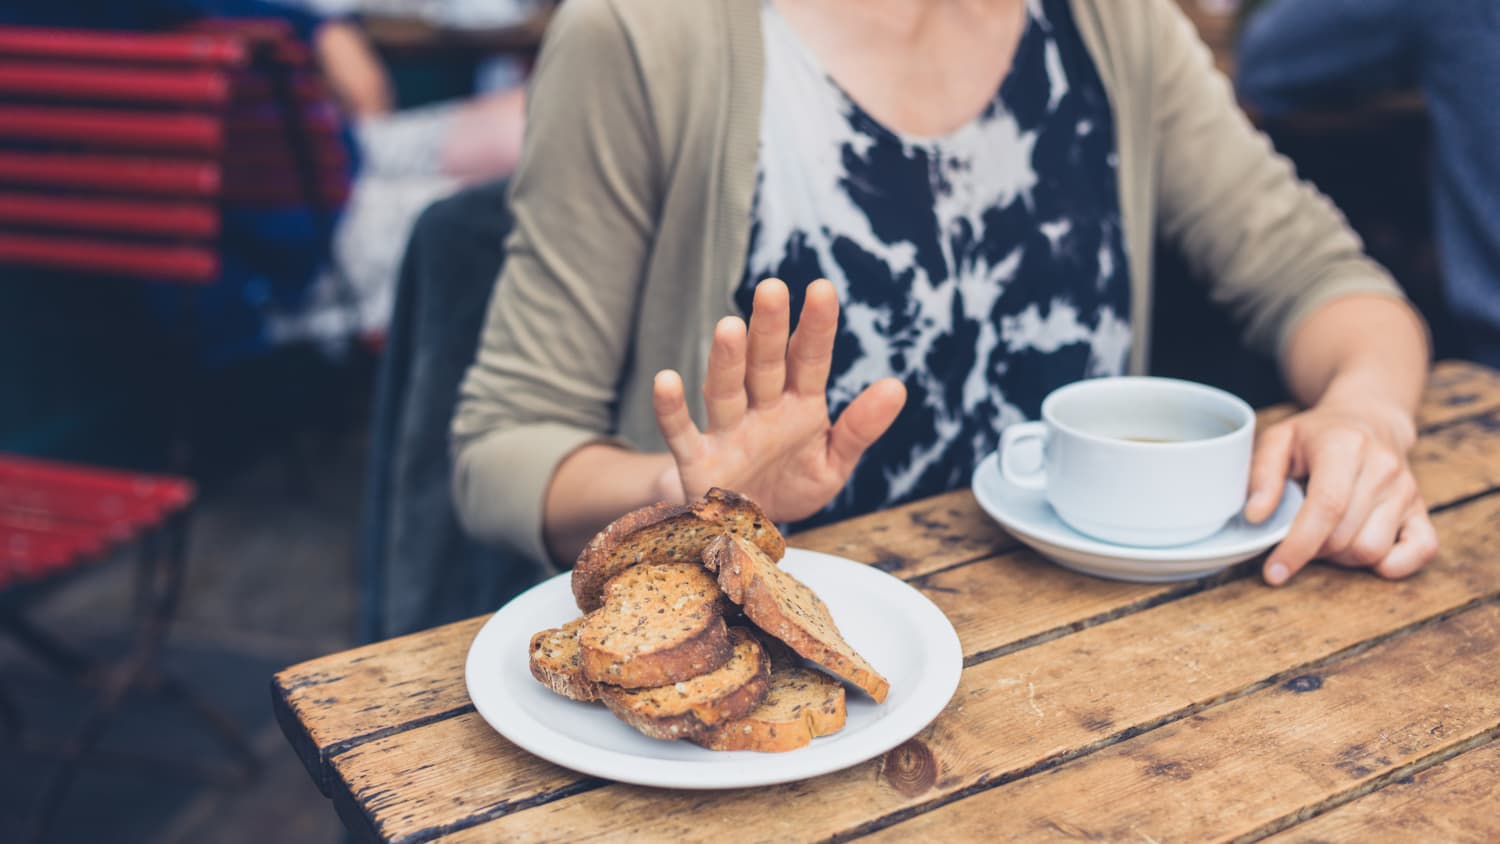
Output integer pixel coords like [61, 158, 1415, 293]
[703, 533, 891, 703]
[579, 563, 732, 688]
[571, 488, 785, 612]
[528, 617, 601, 702]
[691, 664, 847, 752]
[600, 627, 771, 741]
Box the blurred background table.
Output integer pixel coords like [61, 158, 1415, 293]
[359, 7, 552, 58]
[276, 361, 1500, 842]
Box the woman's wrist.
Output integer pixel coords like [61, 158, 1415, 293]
[653, 462, 688, 506]
[1314, 371, 1418, 450]
[543, 446, 682, 563]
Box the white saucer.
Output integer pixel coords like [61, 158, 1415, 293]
[971, 452, 1303, 583]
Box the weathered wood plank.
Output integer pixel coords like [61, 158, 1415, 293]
[1265, 738, 1500, 844]
[1410, 407, 1500, 507]
[272, 617, 485, 793]
[1419, 359, 1500, 429]
[867, 603, 1500, 843]
[328, 712, 593, 844]
[924, 554, 1208, 661]
[1416, 359, 1500, 427]
[790, 489, 1015, 579]
[431, 495, 1500, 843]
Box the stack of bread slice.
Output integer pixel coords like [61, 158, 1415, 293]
[527, 488, 889, 752]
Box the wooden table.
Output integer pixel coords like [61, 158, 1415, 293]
[275, 360, 1500, 842]
[360, 8, 553, 58]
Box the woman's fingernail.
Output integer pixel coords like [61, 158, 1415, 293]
[1266, 562, 1288, 585]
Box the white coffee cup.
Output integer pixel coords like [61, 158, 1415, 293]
[999, 376, 1255, 547]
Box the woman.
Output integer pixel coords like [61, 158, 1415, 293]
[452, 0, 1436, 587]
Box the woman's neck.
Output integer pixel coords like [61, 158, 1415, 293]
[791, 0, 1025, 42]
[771, 0, 1030, 138]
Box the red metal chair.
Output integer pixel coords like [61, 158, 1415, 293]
[0, 21, 349, 282]
[0, 20, 352, 842]
[0, 453, 262, 842]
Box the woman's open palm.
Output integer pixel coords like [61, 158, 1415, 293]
[652, 278, 907, 523]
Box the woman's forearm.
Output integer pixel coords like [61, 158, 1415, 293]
[542, 444, 679, 566]
[1281, 294, 1429, 438]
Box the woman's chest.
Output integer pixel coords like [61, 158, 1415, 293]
[770, 5, 1028, 139]
[740, 0, 1133, 406]
[747, 0, 1125, 276]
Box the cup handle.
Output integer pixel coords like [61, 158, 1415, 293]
[1000, 421, 1049, 491]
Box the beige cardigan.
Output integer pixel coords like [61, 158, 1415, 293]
[452, 0, 1405, 564]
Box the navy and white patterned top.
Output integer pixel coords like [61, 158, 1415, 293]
[738, 0, 1132, 528]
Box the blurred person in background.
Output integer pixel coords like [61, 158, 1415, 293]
[453, 0, 1437, 590]
[1238, 0, 1500, 369]
[265, 0, 532, 346]
[288, 0, 543, 92]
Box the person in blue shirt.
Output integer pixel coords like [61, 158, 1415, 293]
[1237, 0, 1500, 369]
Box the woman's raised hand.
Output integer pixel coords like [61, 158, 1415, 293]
[651, 278, 907, 522]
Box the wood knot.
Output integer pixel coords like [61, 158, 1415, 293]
[1078, 712, 1115, 733]
[880, 738, 938, 797]
[1283, 675, 1323, 693]
[1145, 761, 1193, 781]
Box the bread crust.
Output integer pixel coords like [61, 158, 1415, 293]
[692, 664, 847, 752]
[578, 563, 733, 688]
[704, 533, 891, 703]
[527, 617, 601, 702]
[698, 487, 786, 560]
[571, 501, 693, 611]
[571, 488, 784, 612]
[600, 627, 771, 741]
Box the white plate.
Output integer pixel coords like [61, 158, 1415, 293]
[464, 549, 963, 790]
[971, 452, 1303, 582]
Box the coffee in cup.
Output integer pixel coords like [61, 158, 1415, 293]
[999, 377, 1255, 547]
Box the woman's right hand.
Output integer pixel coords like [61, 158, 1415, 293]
[652, 278, 907, 523]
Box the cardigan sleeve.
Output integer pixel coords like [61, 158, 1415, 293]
[451, 0, 660, 565]
[1146, 0, 1413, 358]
